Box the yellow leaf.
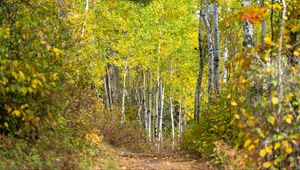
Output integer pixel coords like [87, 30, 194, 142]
[294, 51, 300, 57]
[263, 162, 272, 168]
[12, 110, 21, 118]
[264, 36, 275, 46]
[234, 114, 240, 119]
[272, 97, 279, 105]
[231, 101, 238, 107]
[285, 145, 293, 155]
[4, 122, 9, 128]
[267, 116, 275, 125]
[260, 149, 266, 157]
[284, 114, 293, 124]
[248, 144, 255, 152]
[274, 142, 281, 150]
[266, 145, 273, 153]
[244, 139, 252, 148]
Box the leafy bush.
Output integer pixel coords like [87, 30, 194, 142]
[182, 95, 235, 158]
[0, 0, 68, 136]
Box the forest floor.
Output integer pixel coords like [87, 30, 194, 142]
[115, 150, 211, 170]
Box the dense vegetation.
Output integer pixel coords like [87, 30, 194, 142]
[1, 0, 299, 169]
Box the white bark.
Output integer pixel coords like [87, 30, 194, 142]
[194, 3, 204, 122]
[80, 0, 89, 42]
[121, 60, 128, 124]
[155, 69, 160, 142]
[242, 0, 254, 49]
[142, 71, 148, 134]
[213, 1, 220, 92]
[178, 98, 183, 137]
[277, 0, 286, 101]
[223, 35, 228, 83]
[202, 8, 214, 94]
[148, 70, 152, 141]
[260, 0, 267, 45]
[169, 59, 175, 149]
[158, 82, 165, 151]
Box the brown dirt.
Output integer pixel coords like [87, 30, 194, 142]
[118, 152, 211, 170]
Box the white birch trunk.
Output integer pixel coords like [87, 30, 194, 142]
[80, 0, 89, 43]
[260, 0, 267, 45]
[178, 98, 183, 137]
[202, 9, 214, 94]
[223, 35, 228, 83]
[121, 60, 128, 124]
[213, 1, 220, 92]
[169, 59, 175, 149]
[158, 82, 165, 151]
[155, 69, 160, 142]
[277, 0, 286, 101]
[242, 0, 254, 49]
[143, 71, 148, 134]
[148, 70, 152, 141]
[194, 4, 204, 122]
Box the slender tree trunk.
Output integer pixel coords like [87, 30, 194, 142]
[194, 3, 204, 123]
[260, 0, 266, 45]
[202, 7, 214, 94]
[169, 59, 175, 149]
[213, 0, 220, 92]
[114, 66, 120, 103]
[121, 60, 128, 124]
[155, 69, 160, 142]
[104, 75, 110, 109]
[158, 82, 165, 151]
[242, 0, 254, 49]
[80, 0, 89, 43]
[178, 98, 183, 137]
[223, 35, 229, 83]
[148, 70, 152, 141]
[277, 0, 286, 101]
[142, 71, 148, 134]
[136, 75, 142, 127]
[107, 65, 114, 106]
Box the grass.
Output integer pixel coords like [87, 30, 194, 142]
[0, 121, 119, 170]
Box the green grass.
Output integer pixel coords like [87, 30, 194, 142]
[0, 124, 119, 170]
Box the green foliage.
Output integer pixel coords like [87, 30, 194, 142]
[0, 0, 68, 135]
[183, 95, 235, 158]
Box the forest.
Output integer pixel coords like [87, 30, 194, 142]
[0, 0, 299, 169]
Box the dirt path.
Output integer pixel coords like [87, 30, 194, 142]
[118, 152, 211, 170]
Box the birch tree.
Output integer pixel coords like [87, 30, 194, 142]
[242, 0, 254, 49]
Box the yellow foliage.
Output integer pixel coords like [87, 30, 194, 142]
[85, 130, 103, 145]
[263, 162, 272, 168]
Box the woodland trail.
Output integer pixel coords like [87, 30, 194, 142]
[117, 151, 210, 170]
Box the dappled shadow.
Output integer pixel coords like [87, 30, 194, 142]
[127, 0, 152, 6]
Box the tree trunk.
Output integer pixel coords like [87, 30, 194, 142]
[277, 0, 286, 101]
[155, 69, 160, 142]
[260, 0, 266, 45]
[80, 0, 89, 43]
[178, 98, 183, 137]
[169, 59, 175, 149]
[223, 34, 229, 83]
[142, 71, 148, 135]
[121, 61, 128, 124]
[148, 70, 153, 141]
[213, 0, 220, 92]
[202, 7, 214, 94]
[104, 75, 110, 109]
[242, 0, 254, 49]
[194, 3, 204, 123]
[158, 82, 165, 151]
[136, 75, 142, 127]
